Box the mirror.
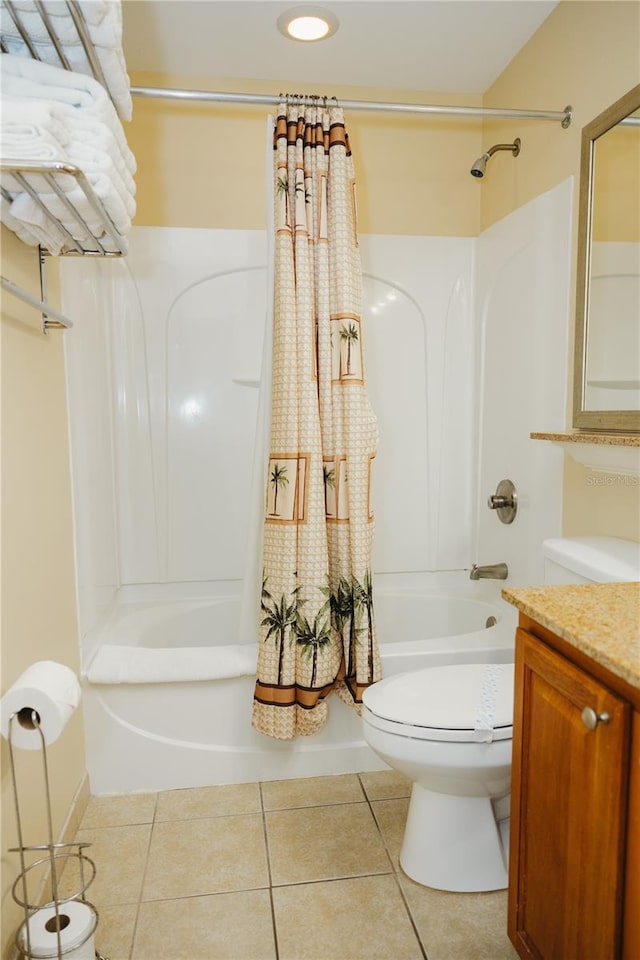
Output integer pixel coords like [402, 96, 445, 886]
[573, 84, 640, 432]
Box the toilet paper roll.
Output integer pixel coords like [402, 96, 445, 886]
[0, 661, 81, 750]
[19, 901, 96, 960]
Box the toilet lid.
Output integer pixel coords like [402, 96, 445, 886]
[363, 662, 514, 742]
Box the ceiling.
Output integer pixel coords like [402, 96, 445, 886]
[122, 1, 558, 95]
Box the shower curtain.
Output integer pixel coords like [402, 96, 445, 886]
[252, 100, 380, 740]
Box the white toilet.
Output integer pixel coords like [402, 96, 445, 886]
[362, 536, 640, 893]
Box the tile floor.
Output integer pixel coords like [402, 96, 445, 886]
[70, 771, 518, 960]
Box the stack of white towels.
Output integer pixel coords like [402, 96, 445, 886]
[0, 0, 132, 120]
[1, 52, 136, 254]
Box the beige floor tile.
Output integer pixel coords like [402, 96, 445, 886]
[93, 902, 138, 960]
[273, 875, 424, 960]
[261, 773, 364, 811]
[80, 794, 157, 829]
[359, 769, 412, 800]
[59, 825, 151, 906]
[156, 783, 261, 821]
[142, 815, 269, 901]
[371, 797, 409, 868]
[266, 802, 392, 886]
[399, 874, 518, 960]
[132, 890, 276, 960]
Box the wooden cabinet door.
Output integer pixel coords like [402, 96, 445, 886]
[508, 628, 630, 960]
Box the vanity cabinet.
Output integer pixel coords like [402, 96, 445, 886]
[508, 616, 640, 960]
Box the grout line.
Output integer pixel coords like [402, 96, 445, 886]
[135, 883, 273, 904]
[270, 871, 395, 890]
[359, 778, 398, 874]
[392, 871, 430, 960]
[259, 781, 280, 960]
[127, 793, 158, 960]
[357, 778, 429, 960]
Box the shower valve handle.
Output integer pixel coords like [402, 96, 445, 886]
[488, 495, 514, 510]
[487, 479, 517, 525]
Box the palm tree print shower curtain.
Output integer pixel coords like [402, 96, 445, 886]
[252, 100, 380, 740]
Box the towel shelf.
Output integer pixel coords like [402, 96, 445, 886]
[1, 159, 128, 255]
[1, 1, 132, 337]
[1, 0, 132, 260]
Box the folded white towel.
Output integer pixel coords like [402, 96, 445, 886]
[1, 198, 126, 254]
[0, 86, 135, 253]
[85, 644, 259, 685]
[12, 174, 132, 247]
[52, 100, 136, 177]
[0, 0, 132, 120]
[66, 141, 135, 211]
[0, 96, 77, 194]
[4, 1, 116, 33]
[1, 192, 68, 249]
[0, 96, 71, 147]
[1, 55, 133, 161]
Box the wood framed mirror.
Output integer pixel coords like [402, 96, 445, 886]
[573, 84, 640, 432]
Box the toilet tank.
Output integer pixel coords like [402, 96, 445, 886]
[543, 537, 640, 585]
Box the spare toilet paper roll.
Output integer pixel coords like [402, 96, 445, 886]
[19, 900, 96, 960]
[0, 660, 81, 749]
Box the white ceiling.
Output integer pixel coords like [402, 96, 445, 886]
[122, 1, 558, 95]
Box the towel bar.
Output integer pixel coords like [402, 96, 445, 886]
[1, 274, 73, 331]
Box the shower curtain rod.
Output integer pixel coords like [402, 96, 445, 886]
[131, 86, 573, 127]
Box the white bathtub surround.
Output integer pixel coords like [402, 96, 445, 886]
[473, 178, 572, 587]
[238, 118, 275, 651]
[253, 103, 380, 739]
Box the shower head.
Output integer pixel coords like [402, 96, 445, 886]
[470, 138, 521, 179]
[470, 154, 489, 178]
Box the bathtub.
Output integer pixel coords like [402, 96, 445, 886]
[83, 574, 517, 795]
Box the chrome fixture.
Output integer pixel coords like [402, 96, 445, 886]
[470, 138, 521, 178]
[131, 88, 573, 127]
[488, 479, 518, 524]
[581, 707, 610, 730]
[470, 563, 509, 581]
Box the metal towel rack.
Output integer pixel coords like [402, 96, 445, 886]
[1, 2, 130, 331]
[1, 160, 129, 256]
[1, 160, 128, 331]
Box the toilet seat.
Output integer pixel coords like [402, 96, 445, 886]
[363, 662, 514, 743]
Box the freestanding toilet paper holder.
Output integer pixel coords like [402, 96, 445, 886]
[7, 710, 109, 960]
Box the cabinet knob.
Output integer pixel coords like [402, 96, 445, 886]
[581, 707, 610, 730]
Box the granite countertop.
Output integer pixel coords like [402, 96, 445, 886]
[502, 582, 640, 690]
[530, 432, 640, 446]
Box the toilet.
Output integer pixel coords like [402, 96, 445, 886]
[362, 536, 640, 893]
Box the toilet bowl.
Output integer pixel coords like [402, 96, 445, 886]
[363, 661, 513, 892]
[363, 536, 640, 893]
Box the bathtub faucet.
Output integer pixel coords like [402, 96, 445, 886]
[469, 562, 508, 580]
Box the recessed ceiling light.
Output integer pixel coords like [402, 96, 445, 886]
[277, 6, 339, 42]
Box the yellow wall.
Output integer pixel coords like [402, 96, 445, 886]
[481, 0, 640, 539]
[1, 229, 86, 958]
[480, 1, 639, 232]
[128, 73, 484, 237]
